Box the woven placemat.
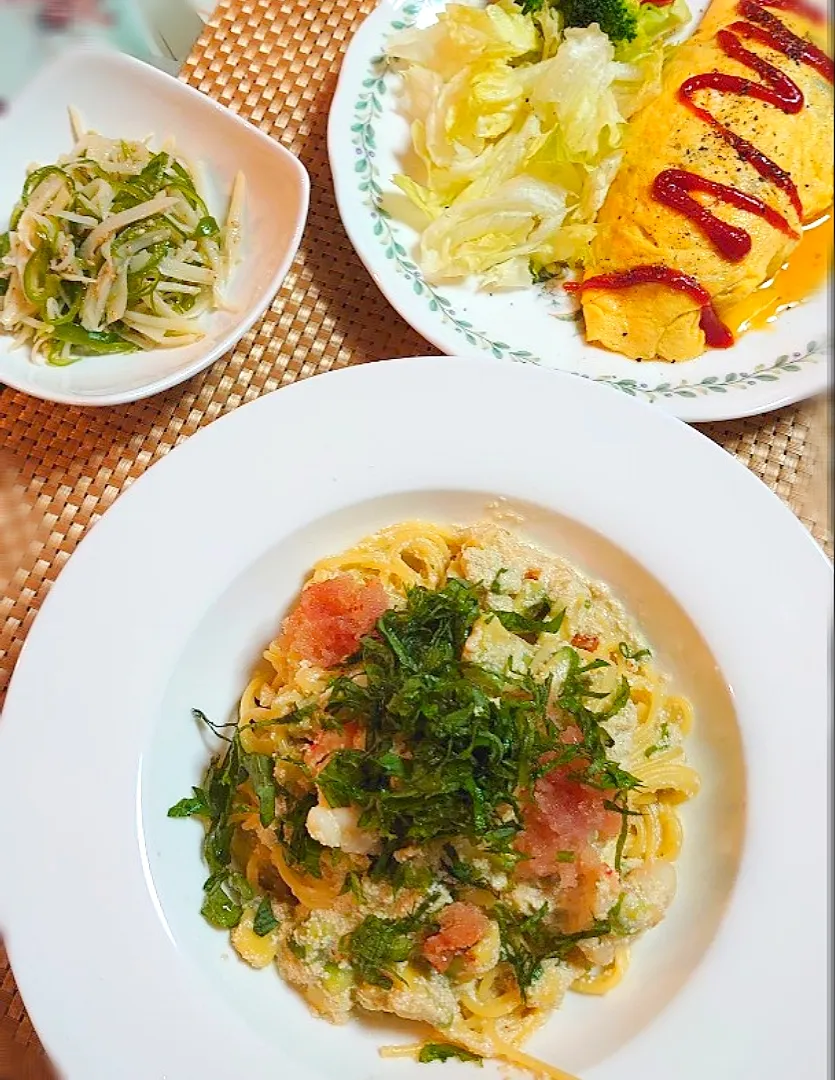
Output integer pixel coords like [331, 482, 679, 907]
[0, 0, 831, 1071]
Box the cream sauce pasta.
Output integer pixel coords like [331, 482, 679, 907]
[170, 521, 700, 1079]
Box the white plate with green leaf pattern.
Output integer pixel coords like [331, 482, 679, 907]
[327, 0, 830, 422]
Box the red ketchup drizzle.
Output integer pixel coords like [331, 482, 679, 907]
[760, 0, 826, 26]
[676, 3, 833, 216]
[652, 169, 799, 259]
[570, 0, 832, 351]
[564, 267, 735, 349]
[678, 34, 805, 214]
[737, 0, 834, 79]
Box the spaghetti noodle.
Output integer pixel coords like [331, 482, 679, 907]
[170, 521, 699, 1077]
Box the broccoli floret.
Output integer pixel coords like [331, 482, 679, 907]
[515, 0, 639, 43]
[560, 0, 639, 41]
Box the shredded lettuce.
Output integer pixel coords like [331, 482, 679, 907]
[385, 2, 540, 79]
[385, 0, 689, 286]
[417, 175, 571, 285]
[529, 25, 625, 160]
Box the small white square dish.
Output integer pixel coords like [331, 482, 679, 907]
[0, 46, 310, 407]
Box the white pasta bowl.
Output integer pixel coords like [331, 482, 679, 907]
[0, 47, 309, 406]
[0, 357, 828, 1080]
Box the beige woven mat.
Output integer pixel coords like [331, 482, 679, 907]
[0, 0, 831, 1070]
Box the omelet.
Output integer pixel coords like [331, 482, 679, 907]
[579, 0, 833, 362]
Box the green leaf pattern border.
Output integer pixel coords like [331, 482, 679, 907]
[349, 1, 827, 402]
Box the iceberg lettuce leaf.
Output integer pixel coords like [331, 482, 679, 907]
[386, 0, 690, 285]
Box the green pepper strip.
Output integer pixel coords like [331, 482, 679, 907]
[128, 271, 161, 302]
[169, 292, 199, 316]
[22, 249, 60, 309]
[137, 153, 170, 197]
[193, 216, 219, 239]
[112, 181, 156, 213]
[167, 180, 209, 219]
[47, 283, 83, 327]
[51, 324, 138, 355]
[35, 219, 58, 247]
[22, 165, 69, 204]
[160, 216, 188, 242]
[112, 217, 171, 254]
[66, 159, 110, 184]
[127, 243, 168, 301]
[45, 343, 80, 368]
[170, 161, 195, 186]
[10, 166, 70, 231]
[0, 235, 9, 297]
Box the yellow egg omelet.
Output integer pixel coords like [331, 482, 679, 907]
[580, 0, 833, 362]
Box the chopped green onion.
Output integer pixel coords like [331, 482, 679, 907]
[619, 642, 652, 662]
